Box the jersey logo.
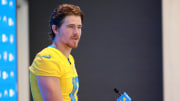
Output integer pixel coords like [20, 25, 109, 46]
[41, 55, 51, 59]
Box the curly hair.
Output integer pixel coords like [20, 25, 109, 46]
[49, 4, 84, 40]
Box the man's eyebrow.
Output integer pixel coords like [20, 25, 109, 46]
[67, 24, 82, 26]
[78, 25, 82, 27]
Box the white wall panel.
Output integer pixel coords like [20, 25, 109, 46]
[17, 0, 29, 101]
[163, 0, 180, 101]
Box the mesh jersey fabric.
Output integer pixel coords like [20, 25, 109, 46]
[29, 45, 79, 101]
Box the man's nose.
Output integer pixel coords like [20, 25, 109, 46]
[73, 27, 79, 34]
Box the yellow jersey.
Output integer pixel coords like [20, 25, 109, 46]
[29, 45, 79, 101]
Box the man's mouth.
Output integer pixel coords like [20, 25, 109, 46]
[72, 37, 79, 40]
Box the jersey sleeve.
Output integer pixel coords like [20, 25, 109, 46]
[29, 53, 64, 77]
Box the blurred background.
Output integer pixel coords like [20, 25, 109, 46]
[0, 0, 180, 101]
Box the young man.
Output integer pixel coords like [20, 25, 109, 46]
[29, 4, 84, 101]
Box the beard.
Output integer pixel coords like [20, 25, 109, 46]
[66, 38, 80, 48]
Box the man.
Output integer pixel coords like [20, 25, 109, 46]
[29, 4, 84, 101]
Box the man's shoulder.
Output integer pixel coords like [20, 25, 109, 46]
[32, 47, 54, 62]
[37, 46, 55, 56]
[38, 46, 67, 62]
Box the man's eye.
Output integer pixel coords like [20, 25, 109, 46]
[68, 25, 74, 28]
[78, 26, 82, 29]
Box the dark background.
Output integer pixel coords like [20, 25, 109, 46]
[29, 0, 163, 101]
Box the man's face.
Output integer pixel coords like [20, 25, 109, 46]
[56, 15, 82, 48]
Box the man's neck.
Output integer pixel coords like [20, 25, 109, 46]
[53, 42, 72, 58]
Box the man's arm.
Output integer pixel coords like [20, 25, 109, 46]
[36, 76, 63, 101]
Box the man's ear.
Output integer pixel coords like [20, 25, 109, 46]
[52, 25, 58, 35]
